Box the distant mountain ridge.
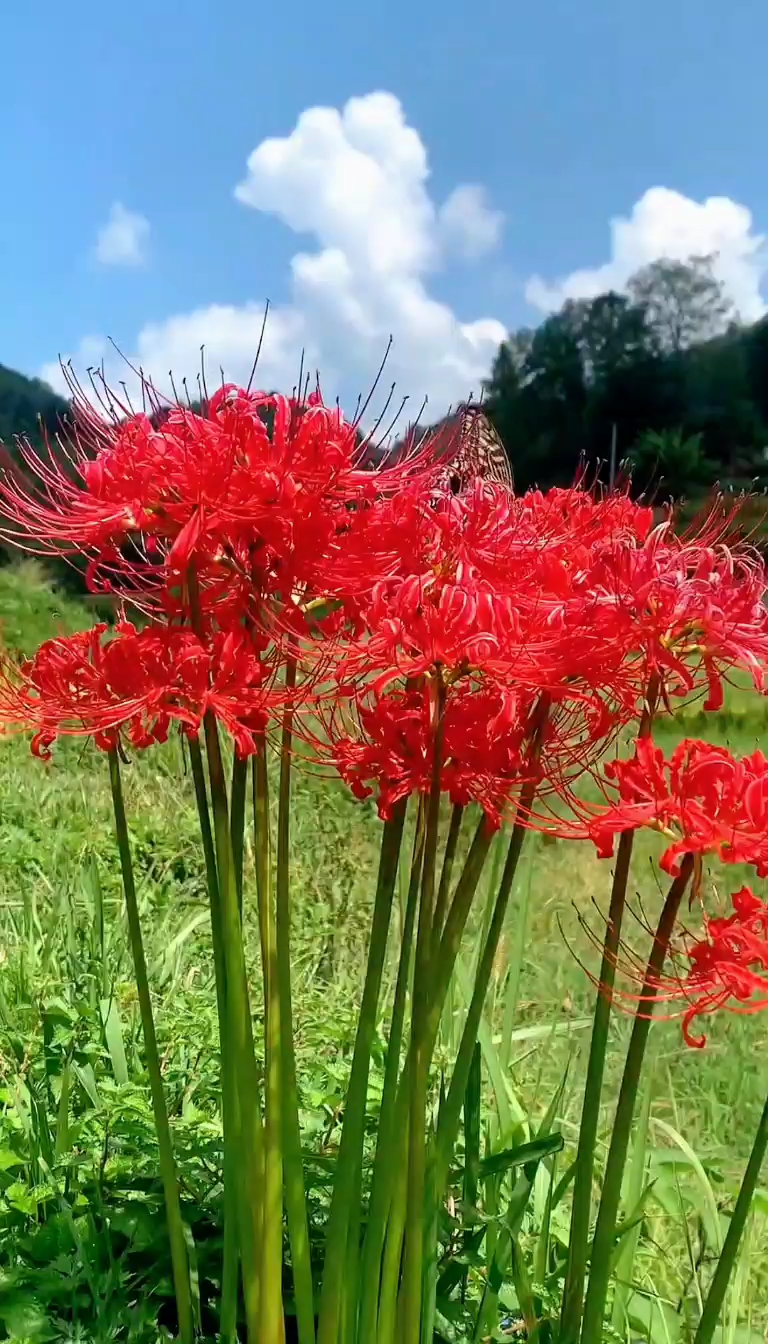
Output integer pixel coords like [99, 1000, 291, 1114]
[0, 363, 69, 450]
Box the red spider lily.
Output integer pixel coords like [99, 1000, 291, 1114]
[322, 477, 768, 726]
[311, 675, 619, 826]
[318, 681, 534, 825]
[0, 620, 286, 759]
[609, 886, 768, 1048]
[0, 380, 444, 620]
[570, 736, 768, 877]
[585, 518, 768, 710]
[326, 479, 648, 703]
[675, 886, 768, 1046]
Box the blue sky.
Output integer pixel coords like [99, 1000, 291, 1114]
[2, 0, 767, 419]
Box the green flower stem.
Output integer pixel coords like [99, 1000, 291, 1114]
[559, 828, 635, 1344]
[399, 811, 494, 1344]
[230, 754, 248, 916]
[561, 675, 659, 1344]
[694, 1087, 768, 1344]
[220, 1083, 242, 1344]
[107, 750, 194, 1344]
[202, 712, 265, 1343]
[377, 1143, 409, 1344]
[433, 780, 537, 1199]
[252, 747, 271, 942]
[276, 665, 316, 1344]
[188, 736, 239, 1343]
[426, 818, 496, 1056]
[253, 743, 285, 1343]
[317, 802, 407, 1344]
[401, 689, 448, 1344]
[358, 807, 426, 1343]
[581, 852, 695, 1342]
[424, 708, 548, 1331]
[397, 804, 494, 1344]
[431, 803, 463, 951]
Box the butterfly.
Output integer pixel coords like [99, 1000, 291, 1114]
[439, 404, 513, 495]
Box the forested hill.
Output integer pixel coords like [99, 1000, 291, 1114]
[0, 363, 69, 449]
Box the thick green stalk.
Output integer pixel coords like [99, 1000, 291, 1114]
[581, 853, 695, 1342]
[230, 754, 248, 916]
[433, 787, 535, 1198]
[220, 1080, 242, 1344]
[401, 692, 447, 1344]
[107, 751, 194, 1344]
[377, 1139, 409, 1344]
[431, 803, 463, 952]
[559, 828, 635, 1343]
[562, 677, 659, 1344]
[253, 744, 285, 1343]
[358, 809, 425, 1342]
[424, 767, 544, 1338]
[397, 814, 493, 1344]
[203, 713, 264, 1342]
[392, 805, 494, 1344]
[427, 818, 496, 1054]
[694, 1088, 768, 1344]
[498, 844, 531, 1074]
[317, 803, 407, 1344]
[276, 668, 316, 1344]
[188, 737, 239, 1343]
[188, 737, 228, 1015]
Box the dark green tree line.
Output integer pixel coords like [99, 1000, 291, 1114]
[483, 254, 768, 496]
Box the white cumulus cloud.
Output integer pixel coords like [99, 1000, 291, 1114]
[49, 93, 506, 422]
[94, 202, 151, 268]
[438, 185, 504, 260]
[525, 186, 768, 323]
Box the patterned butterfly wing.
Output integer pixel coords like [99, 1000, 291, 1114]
[430, 405, 513, 495]
[451, 405, 513, 491]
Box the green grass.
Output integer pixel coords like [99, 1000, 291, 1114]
[0, 562, 765, 1340]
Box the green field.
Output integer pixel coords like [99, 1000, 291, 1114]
[0, 563, 765, 1341]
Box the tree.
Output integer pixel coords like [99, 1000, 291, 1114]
[484, 310, 588, 486]
[628, 428, 713, 499]
[627, 254, 735, 353]
[683, 328, 765, 476]
[483, 291, 682, 487]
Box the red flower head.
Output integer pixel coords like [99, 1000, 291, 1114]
[321, 680, 538, 825]
[586, 516, 768, 711]
[0, 378, 426, 620]
[329, 479, 648, 702]
[629, 886, 768, 1047]
[577, 736, 768, 877]
[0, 620, 284, 760]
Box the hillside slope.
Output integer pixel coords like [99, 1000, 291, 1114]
[0, 363, 69, 449]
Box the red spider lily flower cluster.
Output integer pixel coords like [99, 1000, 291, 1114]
[585, 519, 768, 712]
[561, 726, 768, 1048]
[0, 381, 433, 622]
[616, 886, 768, 1048]
[0, 621, 284, 760]
[0, 372, 767, 845]
[674, 886, 768, 1046]
[309, 469, 768, 823]
[567, 736, 768, 878]
[318, 682, 533, 826]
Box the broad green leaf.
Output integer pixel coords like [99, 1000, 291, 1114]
[100, 997, 129, 1086]
[651, 1117, 723, 1255]
[71, 1061, 100, 1109]
[478, 1132, 563, 1180]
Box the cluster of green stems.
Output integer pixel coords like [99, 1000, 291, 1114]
[104, 667, 768, 1344]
